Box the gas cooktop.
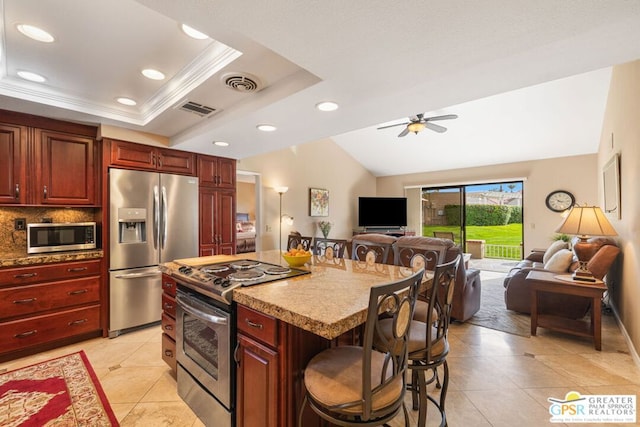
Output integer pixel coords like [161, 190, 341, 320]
[171, 259, 310, 304]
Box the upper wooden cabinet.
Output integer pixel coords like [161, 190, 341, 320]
[109, 139, 196, 175]
[0, 123, 26, 204]
[0, 110, 98, 206]
[198, 154, 236, 189]
[37, 130, 96, 205]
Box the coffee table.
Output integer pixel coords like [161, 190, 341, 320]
[526, 270, 606, 350]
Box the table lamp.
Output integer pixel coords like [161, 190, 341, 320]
[555, 205, 617, 280]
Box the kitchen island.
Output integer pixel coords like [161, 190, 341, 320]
[163, 250, 430, 427]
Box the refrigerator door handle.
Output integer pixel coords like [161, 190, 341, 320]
[153, 185, 159, 250]
[161, 186, 168, 249]
[114, 270, 161, 279]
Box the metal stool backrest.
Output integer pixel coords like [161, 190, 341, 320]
[351, 239, 393, 265]
[314, 238, 347, 258]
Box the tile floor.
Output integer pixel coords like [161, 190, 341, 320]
[2, 305, 639, 426]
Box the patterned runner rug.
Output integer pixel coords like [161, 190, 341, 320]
[0, 351, 118, 426]
[467, 274, 532, 337]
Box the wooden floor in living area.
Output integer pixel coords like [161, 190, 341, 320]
[1, 314, 638, 426]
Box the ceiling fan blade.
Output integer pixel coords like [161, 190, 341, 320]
[425, 122, 447, 133]
[398, 127, 410, 137]
[377, 122, 409, 130]
[425, 114, 458, 122]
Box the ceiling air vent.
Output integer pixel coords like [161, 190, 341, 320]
[177, 101, 217, 117]
[222, 72, 262, 93]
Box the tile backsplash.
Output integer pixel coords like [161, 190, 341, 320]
[0, 207, 98, 255]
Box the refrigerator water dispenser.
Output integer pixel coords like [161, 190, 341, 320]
[118, 208, 147, 243]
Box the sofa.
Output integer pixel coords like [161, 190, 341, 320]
[349, 234, 482, 322]
[503, 237, 620, 319]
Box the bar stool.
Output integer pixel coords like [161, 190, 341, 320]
[298, 268, 424, 427]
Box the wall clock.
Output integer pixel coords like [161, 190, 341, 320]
[545, 190, 575, 212]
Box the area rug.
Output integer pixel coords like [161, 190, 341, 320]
[0, 351, 119, 427]
[467, 275, 532, 337]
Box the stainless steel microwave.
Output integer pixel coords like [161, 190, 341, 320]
[27, 222, 97, 254]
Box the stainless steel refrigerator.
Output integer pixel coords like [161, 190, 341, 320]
[109, 168, 198, 337]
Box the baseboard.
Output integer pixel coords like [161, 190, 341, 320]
[609, 303, 640, 369]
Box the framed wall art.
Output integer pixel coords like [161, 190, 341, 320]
[603, 152, 621, 219]
[309, 188, 329, 217]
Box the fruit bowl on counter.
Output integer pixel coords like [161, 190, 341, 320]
[282, 248, 312, 267]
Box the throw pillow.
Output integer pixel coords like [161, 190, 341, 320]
[544, 249, 574, 273]
[543, 240, 569, 264]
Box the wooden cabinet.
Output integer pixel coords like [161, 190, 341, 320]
[197, 154, 236, 256]
[0, 111, 98, 206]
[198, 154, 236, 189]
[109, 139, 195, 175]
[0, 259, 103, 361]
[0, 123, 26, 204]
[199, 188, 236, 256]
[235, 305, 328, 427]
[161, 274, 177, 373]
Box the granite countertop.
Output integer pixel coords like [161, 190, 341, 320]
[166, 250, 431, 340]
[0, 250, 104, 268]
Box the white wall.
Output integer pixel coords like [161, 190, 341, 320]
[238, 138, 377, 249]
[376, 154, 598, 254]
[598, 59, 640, 358]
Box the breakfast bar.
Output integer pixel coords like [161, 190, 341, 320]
[162, 249, 430, 427]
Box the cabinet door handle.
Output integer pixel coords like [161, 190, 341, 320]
[245, 319, 263, 329]
[13, 298, 37, 304]
[43, 185, 47, 199]
[15, 183, 20, 199]
[67, 267, 88, 273]
[15, 330, 37, 338]
[234, 342, 241, 365]
[163, 282, 174, 289]
[163, 303, 174, 310]
[68, 289, 88, 295]
[164, 325, 173, 331]
[164, 350, 173, 357]
[68, 319, 88, 326]
[158, 156, 163, 168]
[152, 153, 156, 166]
[14, 273, 38, 279]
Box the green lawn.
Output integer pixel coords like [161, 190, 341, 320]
[423, 224, 523, 245]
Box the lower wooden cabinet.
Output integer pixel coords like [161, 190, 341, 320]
[235, 304, 330, 427]
[0, 259, 103, 361]
[161, 274, 177, 374]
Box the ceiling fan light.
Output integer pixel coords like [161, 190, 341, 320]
[407, 122, 425, 133]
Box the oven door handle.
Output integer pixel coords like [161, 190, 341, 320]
[176, 294, 228, 325]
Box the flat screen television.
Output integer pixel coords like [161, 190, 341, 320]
[358, 197, 407, 228]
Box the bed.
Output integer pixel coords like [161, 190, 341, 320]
[236, 213, 256, 253]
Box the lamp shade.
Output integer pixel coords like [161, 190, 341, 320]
[274, 186, 288, 194]
[555, 205, 617, 237]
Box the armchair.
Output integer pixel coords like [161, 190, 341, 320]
[503, 237, 620, 319]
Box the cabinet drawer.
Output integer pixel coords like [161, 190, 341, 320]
[0, 259, 101, 286]
[0, 276, 100, 320]
[162, 333, 177, 372]
[162, 312, 176, 340]
[0, 305, 100, 355]
[237, 305, 278, 348]
[162, 293, 177, 318]
[162, 275, 177, 297]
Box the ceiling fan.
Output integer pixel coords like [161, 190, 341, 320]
[377, 113, 458, 137]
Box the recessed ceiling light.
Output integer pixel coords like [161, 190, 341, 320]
[142, 69, 165, 80]
[316, 101, 339, 112]
[213, 141, 229, 147]
[16, 24, 55, 43]
[181, 24, 209, 40]
[257, 124, 277, 132]
[116, 97, 137, 106]
[17, 70, 46, 83]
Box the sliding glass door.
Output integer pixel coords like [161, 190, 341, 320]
[421, 181, 523, 260]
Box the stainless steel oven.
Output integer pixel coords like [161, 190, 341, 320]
[176, 287, 234, 427]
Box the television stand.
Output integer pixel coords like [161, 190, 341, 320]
[353, 228, 415, 237]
